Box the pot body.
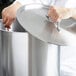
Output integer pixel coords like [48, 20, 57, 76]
[0, 19, 60, 76]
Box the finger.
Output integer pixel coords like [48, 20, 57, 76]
[49, 11, 59, 22]
[2, 13, 8, 24]
[53, 14, 59, 22]
[48, 12, 56, 22]
[5, 26, 10, 28]
[6, 28, 10, 31]
[4, 19, 12, 28]
[49, 6, 54, 10]
[3, 17, 8, 24]
[2, 9, 5, 19]
[48, 7, 56, 17]
[2, 9, 7, 23]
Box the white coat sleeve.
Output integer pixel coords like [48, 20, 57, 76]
[15, 0, 35, 5]
[65, 0, 76, 8]
[54, 0, 76, 8]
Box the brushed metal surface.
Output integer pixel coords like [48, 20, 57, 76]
[17, 4, 76, 46]
[0, 19, 60, 76]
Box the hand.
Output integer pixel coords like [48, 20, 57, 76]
[2, 1, 22, 29]
[48, 6, 72, 22]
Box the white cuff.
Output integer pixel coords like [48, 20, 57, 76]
[16, 0, 35, 5]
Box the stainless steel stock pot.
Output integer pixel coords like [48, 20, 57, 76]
[0, 19, 60, 76]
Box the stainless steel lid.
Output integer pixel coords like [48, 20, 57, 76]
[17, 4, 76, 46]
